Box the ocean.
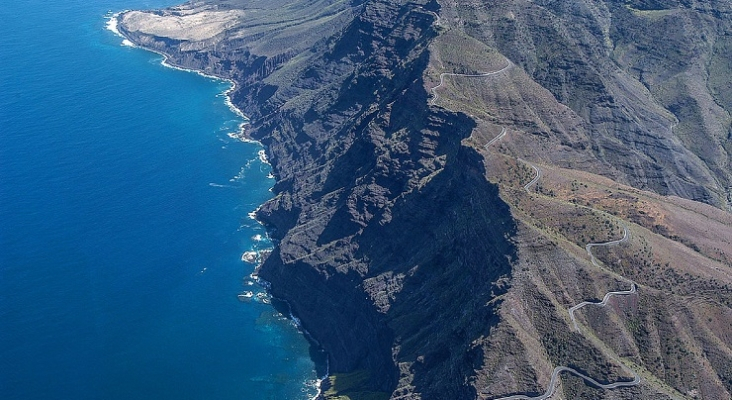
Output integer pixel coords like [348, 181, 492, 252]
[0, 1, 318, 399]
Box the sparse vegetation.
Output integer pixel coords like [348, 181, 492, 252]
[478, 122, 732, 398]
[323, 371, 391, 400]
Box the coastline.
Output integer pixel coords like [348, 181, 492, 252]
[98, 2, 732, 398]
[106, 11, 328, 399]
[106, 11, 255, 144]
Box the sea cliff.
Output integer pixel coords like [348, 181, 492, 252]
[117, 0, 732, 398]
[118, 1, 517, 397]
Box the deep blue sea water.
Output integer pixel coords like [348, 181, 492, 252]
[0, 1, 317, 399]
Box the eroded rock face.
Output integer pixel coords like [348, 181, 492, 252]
[118, 0, 732, 398]
[248, 2, 517, 395]
[120, 0, 516, 396]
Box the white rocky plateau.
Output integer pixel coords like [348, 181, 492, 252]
[121, 7, 244, 42]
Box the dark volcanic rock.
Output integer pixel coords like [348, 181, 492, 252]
[249, 3, 517, 395]
[120, 0, 516, 397]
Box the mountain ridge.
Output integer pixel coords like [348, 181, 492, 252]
[117, 1, 732, 398]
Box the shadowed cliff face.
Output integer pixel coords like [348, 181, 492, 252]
[258, 100, 516, 395]
[120, 0, 518, 396]
[250, 2, 517, 396]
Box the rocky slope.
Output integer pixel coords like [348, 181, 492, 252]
[118, 0, 732, 398]
[433, 0, 732, 209]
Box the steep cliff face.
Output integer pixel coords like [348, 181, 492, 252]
[249, 3, 517, 396]
[121, 0, 517, 397]
[118, 0, 732, 398]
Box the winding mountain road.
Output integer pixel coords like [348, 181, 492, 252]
[427, 10, 441, 26]
[485, 127, 507, 148]
[569, 226, 635, 332]
[522, 162, 541, 193]
[429, 44, 642, 399]
[585, 225, 630, 269]
[429, 61, 512, 106]
[569, 282, 637, 332]
[489, 225, 640, 400]
[489, 364, 640, 400]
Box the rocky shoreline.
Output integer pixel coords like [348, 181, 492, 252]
[115, 1, 518, 397]
[112, 8, 336, 394]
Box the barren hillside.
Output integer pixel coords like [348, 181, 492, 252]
[117, 0, 732, 398]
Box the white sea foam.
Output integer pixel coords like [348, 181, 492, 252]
[222, 87, 247, 120]
[290, 314, 302, 328]
[241, 251, 258, 263]
[107, 16, 274, 217]
[309, 359, 330, 400]
[106, 11, 136, 48]
[230, 166, 248, 182]
[104, 12, 318, 397]
[310, 379, 323, 400]
[105, 11, 124, 37]
[258, 149, 269, 164]
[104, 10, 258, 141]
[254, 292, 271, 304]
[237, 291, 254, 301]
[209, 182, 236, 188]
[226, 128, 257, 144]
[109, 20, 252, 130]
[257, 278, 271, 290]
